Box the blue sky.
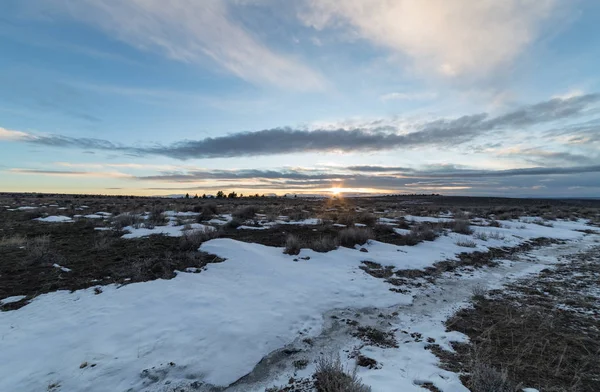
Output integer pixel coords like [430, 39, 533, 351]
[1, 0, 599, 197]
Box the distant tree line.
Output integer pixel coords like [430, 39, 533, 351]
[184, 192, 266, 199]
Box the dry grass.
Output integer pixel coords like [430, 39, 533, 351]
[284, 234, 302, 255]
[451, 219, 473, 235]
[314, 356, 372, 392]
[179, 228, 218, 251]
[232, 205, 258, 220]
[456, 239, 477, 248]
[0, 234, 27, 247]
[111, 213, 143, 230]
[338, 227, 374, 248]
[311, 236, 339, 253]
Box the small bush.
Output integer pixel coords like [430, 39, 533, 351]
[225, 218, 242, 229]
[288, 210, 310, 221]
[111, 213, 142, 230]
[469, 362, 515, 392]
[474, 232, 488, 241]
[232, 205, 258, 220]
[488, 220, 501, 227]
[284, 234, 302, 255]
[471, 284, 486, 301]
[451, 219, 473, 235]
[355, 213, 377, 226]
[338, 227, 374, 248]
[314, 356, 371, 392]
[311, 236, 339, 253]
[179, 228, 218, 251]
[456, 239, 477, 248]
[27, 235, 51, 260]
[93, 232, 115, 250]
[147, 208, 167, 228]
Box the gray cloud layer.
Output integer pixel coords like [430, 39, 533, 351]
[17, 94, 599, 159]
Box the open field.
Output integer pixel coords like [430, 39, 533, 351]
[1, 193, 599, 392]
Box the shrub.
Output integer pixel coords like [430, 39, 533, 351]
[355, 213, 377, 226]
[469, 362, 515, 392]
[197, 203, 218, 222]
[147, 207, 167, 228]
[338, 227, 374, 248]
[456, 239, 477, 248]
[311, 236, 339, 253]
[225, 218, 242, 229]
[451, 219, 473, 235]
[111, 213, 142, 230]
[179, 228, 218, 251]
[27, 235, 51, 260]
[288, 210, 310, 221]
[284, 234, 302, 255]
[314, 356, 371, 392]
[232, 205, 258, 220]
[93, 232, 115, 251]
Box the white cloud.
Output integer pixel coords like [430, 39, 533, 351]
[40, 0, 325, 91]
[0, 127, 30, 141]
[300, 0, 556, 80]
[380, 91, 438, 102]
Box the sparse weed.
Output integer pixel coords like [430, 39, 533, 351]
[456, 239, 477, 248]
[338, 227, 374, 248]
[284, 234, 302, 255]
[232, 205, 258, 220]
[314, 356, 372, 392]
[0, 234, 27, 247]
[451, 219, 473, 235]
[179, 228, 218, 251]
[310, 236, 339, 253]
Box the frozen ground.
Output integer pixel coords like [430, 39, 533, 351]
[0, 212, 598, 392]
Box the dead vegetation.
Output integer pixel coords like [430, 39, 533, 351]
[338, 227, 374, 248]
[437, 246, 600, 392]
[314, 356, 372, 392]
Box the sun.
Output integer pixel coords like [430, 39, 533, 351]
[330, 187, 342, 195]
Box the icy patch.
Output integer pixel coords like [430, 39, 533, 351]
[35, 216, 73, 223]
[52, 264, 72, 272]
[0, 295, 26, 305]
[121, 223, 215, 239]
[83, 214, 105, 219]
[237, 225, 268, 230]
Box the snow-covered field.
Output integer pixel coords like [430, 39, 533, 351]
[1, 205, 599, 391]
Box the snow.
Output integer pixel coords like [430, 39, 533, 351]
[403, 215, 454, 223]
[333, 223, 347, 227]
[35, 216, 73, 223]
[0, 295, 26, 305]
[237, 225, 268, 230]
[52, 264, 72, 272]
[163, 210, 199, 217]
[17, 206, 37, 210]
[275, 218, 322, 225]
[393, 228, 411, 235]
[1, 214, 597, 392]
[0, 239, 410, 391]
[121, 223, 216, 239]
[95, 212, 112, 217]
[83, 214, 105, 219]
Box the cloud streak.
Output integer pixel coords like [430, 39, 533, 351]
[3, 94, 599, 160]
[37, 0, 325, 91]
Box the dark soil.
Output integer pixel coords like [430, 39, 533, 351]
[0, 211, 223, 310]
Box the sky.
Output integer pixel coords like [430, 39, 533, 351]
[1, 0, 599, 197]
